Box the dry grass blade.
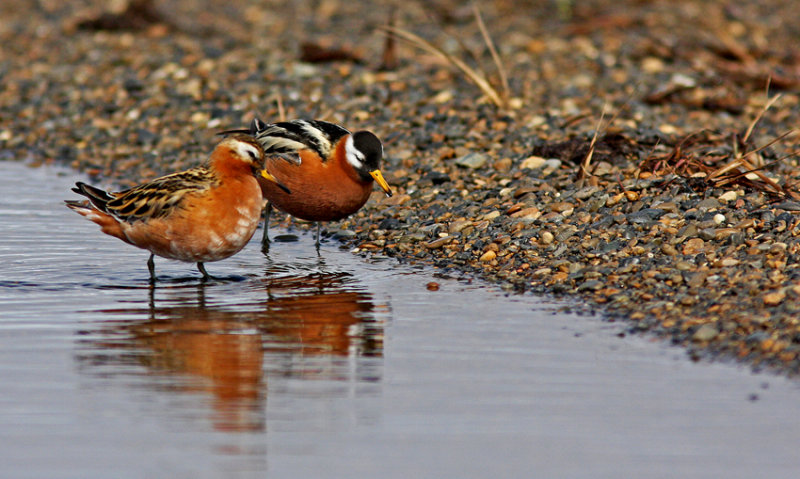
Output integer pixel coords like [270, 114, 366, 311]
[742, 91, 781, 145]
[380, 25, 505, 108]
[276, 92, 286, 122]
[578, 104, 607, 182]
[740, 129, 796, 161]
[473, 4, 509, 101]
[706, 158, 744, 181]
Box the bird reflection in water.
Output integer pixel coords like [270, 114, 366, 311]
[75, 269, 385, 433]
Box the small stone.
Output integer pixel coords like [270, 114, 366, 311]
[696, 198, 721, 211]
[719, 257, 739, 267]
[549, 202, 574, 213]
[642, 56, 665, 73]
[543, 159, 562, 172]
[763, 291, 786, 306]
[511, 207, 541, 220]
[682, 238, 705, 255]
[719, 191, 738, 203]
[425, 236, 452, 249]
[483, 210, 501, 221]
[431, 90, 453, 103]
[577, 280, 603, 291]
[714, 228, 738, 241]
[628, 208, 665, 224]
[693, 324, 719, 342]
[449, 220, 472, 233]
[332, 229, 357, 240]
[479, 250, 497, 262]
[699, 228, 717, 241]
[493, 158, 513, 171]
[540, 231, 554, 245]
[713, 213, 725, 225]
[675, 261, 694, 271]
[426, 281, 440, 291]
[520, 156, 547, 169]
[671, 72, 697, 88]
[661, 244, 679, 256]
[606, 193, 625, 206]
[455, 152, 488, 169]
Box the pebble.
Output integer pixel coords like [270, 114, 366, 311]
[425, 236, 453, 249]
[693, 324, 719, 342]
[521, 156, 547, 169]
[455, 152, 488, 169]
[479, 250, 497, 262]
[763, 291, 786, 306]
[682, 238, 705, 255]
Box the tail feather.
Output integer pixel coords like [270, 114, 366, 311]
[71, 181, 115, 213]
[65, 195, 130, 243]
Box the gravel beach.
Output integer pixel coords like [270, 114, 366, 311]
[3, 0, 800, 375]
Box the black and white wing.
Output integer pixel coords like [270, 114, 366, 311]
[250, 118, 351, 165]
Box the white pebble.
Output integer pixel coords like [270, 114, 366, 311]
[713, 213, 725, 225]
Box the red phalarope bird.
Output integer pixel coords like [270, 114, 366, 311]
[65, 134, 290, 281]
[221, 118, 393, 248]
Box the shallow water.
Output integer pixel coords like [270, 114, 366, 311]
[1, 160, 800, 479]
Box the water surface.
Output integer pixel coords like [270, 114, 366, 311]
[1, 161, 800, 478]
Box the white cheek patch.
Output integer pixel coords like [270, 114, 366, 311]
[233, 141, 260, 162]
[344, 135, 365, 169]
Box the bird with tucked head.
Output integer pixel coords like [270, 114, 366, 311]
[66, 134, 290, 281]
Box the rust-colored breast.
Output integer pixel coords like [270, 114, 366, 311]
[259, 140, 373, 222]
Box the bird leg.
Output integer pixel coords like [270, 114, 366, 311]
[261, 202, 272, 246]
[147, 253, 156, 283]
[197, 262, 211, 281]
[315, 222, 321, 249]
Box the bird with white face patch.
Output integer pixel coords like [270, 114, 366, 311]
[221, 118, 393, 248]
[65, 134, 290, 281]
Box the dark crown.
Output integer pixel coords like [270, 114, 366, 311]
[351, 131, 383, 170]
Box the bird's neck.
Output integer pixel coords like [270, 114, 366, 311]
[209, 147, 256, 179]
[335, 139, 371, 185]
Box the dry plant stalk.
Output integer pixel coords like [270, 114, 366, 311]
[578, 104, 607, 183]
[472, 4, 510, 102]
[380, 5, 509, 108]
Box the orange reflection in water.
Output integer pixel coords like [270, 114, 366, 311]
[77, 271, 385, 432]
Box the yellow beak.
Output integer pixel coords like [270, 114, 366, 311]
[369, 169, 393, 197]
[260, 169, 291, 195]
